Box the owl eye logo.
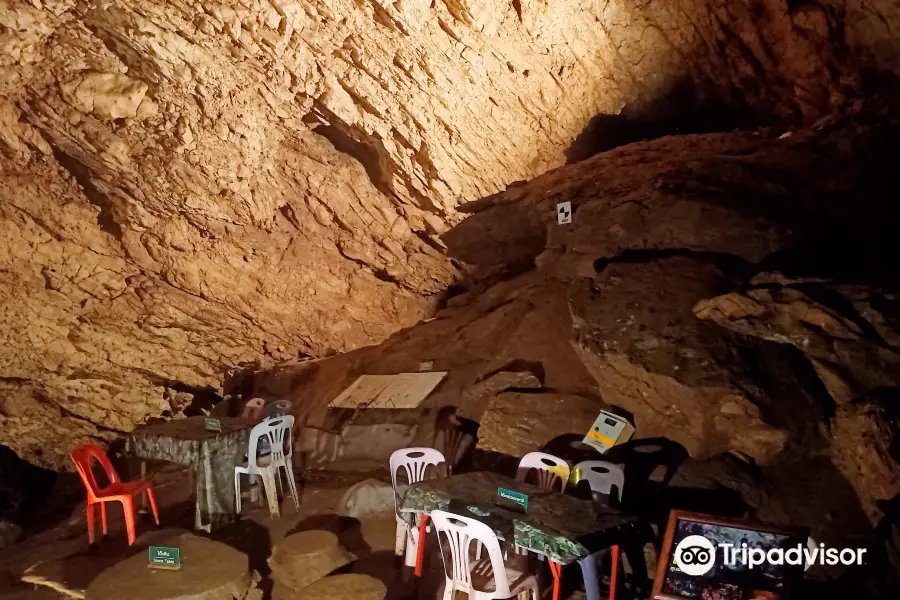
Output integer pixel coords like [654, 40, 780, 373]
[674, 535, 716, 576]
[679, 546, 711, 565]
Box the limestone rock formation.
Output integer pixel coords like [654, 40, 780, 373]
[2, 0, 900, 470]
[695, 283, 900, 399]
[695, 278, 900, 522]
[241, 107, 900, 541]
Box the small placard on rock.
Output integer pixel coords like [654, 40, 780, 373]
[148, 545, 181, 570]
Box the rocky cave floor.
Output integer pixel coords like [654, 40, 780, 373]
[0, 461, 405, 600]
[0, 459, 611, 600]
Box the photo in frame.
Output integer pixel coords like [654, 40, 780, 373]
[652, 510, 808, 600]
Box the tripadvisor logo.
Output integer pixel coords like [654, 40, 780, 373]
[674, 535, 867, 576]
[674, 536, 717, 576]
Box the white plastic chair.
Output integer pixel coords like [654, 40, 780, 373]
[234, 416, 300, 518]
[431, 510, 539, 600]
[573, 461, 626, 600]
[264, 399, 292, 418]
[516, 452, 570, 492]
[390, 447, 446, 567]
[574, 460, 625, 502]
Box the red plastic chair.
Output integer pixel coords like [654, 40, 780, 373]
[241, 397, 265, 422]
[70, 444, 159, 546]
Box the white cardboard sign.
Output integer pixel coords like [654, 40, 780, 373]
[328, 372, 447, 409]
[583, 410, 634, 453]
[557, 201, 572, 225]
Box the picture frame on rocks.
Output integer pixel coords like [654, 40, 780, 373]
[652, 510, 807, 600]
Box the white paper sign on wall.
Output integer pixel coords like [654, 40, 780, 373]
[557, 201, 572, 225]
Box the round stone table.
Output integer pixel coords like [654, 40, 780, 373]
[274, 574, 386, 600]
[269, 530, 352, 593]
[85, 533, 253, 600]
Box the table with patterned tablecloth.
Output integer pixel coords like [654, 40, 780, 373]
[126, 416, 254, 531]
[400, 471, 636, 564]
[401, 471, 642, 600]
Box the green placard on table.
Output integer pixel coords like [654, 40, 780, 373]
[148, 546, 181, 570]
[204, 417, 222, 432]
[497, 487, 528, 511]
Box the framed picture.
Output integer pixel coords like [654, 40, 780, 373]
[652, 510, 808, 600]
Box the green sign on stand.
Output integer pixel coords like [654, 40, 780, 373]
[148, 546, 181, 570]
[497, 487, 528, 511]
[204, 417, 222, 432]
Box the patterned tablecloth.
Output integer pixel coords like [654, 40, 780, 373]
[400, 471, 638, 564]
[126, 416, 254, 530]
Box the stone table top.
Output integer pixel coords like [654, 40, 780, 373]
[85, 533, 252, 600]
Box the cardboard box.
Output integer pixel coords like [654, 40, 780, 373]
[583, 410, 634, 453]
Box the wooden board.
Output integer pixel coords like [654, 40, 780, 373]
[328, 372, 447, 409]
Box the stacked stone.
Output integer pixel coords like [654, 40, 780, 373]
[268, 530, 352, 597]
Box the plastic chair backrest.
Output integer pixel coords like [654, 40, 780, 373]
[431, 510, 511, 596]
[264, 399, 292, 419]
[516, 452, 570, 492]
[574, 460, 624, 497]
[70, 444, 121, 500]
[241, 398, 265, 421]
[389, 447, 445, 514]
[247, 416, 294, 467]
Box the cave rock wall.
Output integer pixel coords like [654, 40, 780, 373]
[2, 0, 900, 467]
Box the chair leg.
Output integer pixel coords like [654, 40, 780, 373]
[261, 470, 280, 518]
[609, 545, 620, 600]
[100, 502, 108, 537]
[194, 500, 203, 531]
[140, 461, 148, 511]
[580, 553, 601, 600]
[442, 581, 454, 600]
[275, 466, 284, 502]
[234, 471, 242, 514]
[285, 465, 301, 511]
[86, 503, 95, 545]
[146, 488, 160, 526]
[395, 517, 408, 557]
[414, 514, 428, 576]
[122, 497, 137, 546]
[549, 561, 562, 600]
[404, 530, 419, 568]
